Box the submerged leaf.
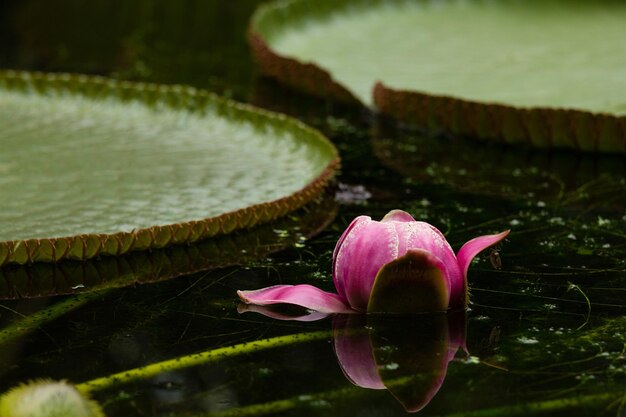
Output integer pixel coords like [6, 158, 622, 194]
[0, 71, 339, 264]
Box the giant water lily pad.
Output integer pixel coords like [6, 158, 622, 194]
[0, 71, 339, 265]
[251, 0, 626, 153]
[0, 196, 338, 299]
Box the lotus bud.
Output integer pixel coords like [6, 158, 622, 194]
[238, 210, 509, 316]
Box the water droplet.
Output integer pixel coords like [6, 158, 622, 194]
[517, 336, 539, 345]
[258, 368, 272, 376]
[381, 362, 399, 370]
[273, 229, 289, 238]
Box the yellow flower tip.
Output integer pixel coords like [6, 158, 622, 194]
[0, 379, 105, 417]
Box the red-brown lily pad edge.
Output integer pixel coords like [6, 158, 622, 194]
[250, 0, 626, 154]
[0, 70, 339, 265]
[0, 195, 338, 299]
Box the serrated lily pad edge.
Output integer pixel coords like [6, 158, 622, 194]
[249, 0, 362, 106]
[374, 82, 626, 154]
[0, 70, 340, 265]
[0, 196, 338, 299]
[250, 0, 626, 154]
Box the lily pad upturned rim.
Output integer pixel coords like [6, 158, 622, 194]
[0, 70, 340, 265]
[248, 0, 362, 106]
[374, 82, 626, 154]
[0, 195, 339, 300]
[250, 0, 626, 154]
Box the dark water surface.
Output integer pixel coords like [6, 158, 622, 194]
[1, 1, 625, 416]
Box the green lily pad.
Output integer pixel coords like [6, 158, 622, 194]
[251, 0, 626, 153]
[0, 196, 338, 299]
[0, 71, 339, 265]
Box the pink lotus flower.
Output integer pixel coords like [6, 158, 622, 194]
[238, 210, 509, 314]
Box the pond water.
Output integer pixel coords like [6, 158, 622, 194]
[1, 1, 625, 416]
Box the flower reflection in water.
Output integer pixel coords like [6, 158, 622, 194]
[239, 304, 466, 413]
[333, 313, 466, 413]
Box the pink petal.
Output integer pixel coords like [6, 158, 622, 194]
[381, 209, 416, 223]
[456, 230, 511, 280]
[332, 316, 385, 389]
[334, 219, 401, 310]
[332, 215, 370, 303]
[237, 285, 352, 314]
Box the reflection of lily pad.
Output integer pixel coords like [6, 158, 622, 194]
[373, 122, 626, 203]
[251, 0, 626, 152]
[0, 71, 339, 265]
